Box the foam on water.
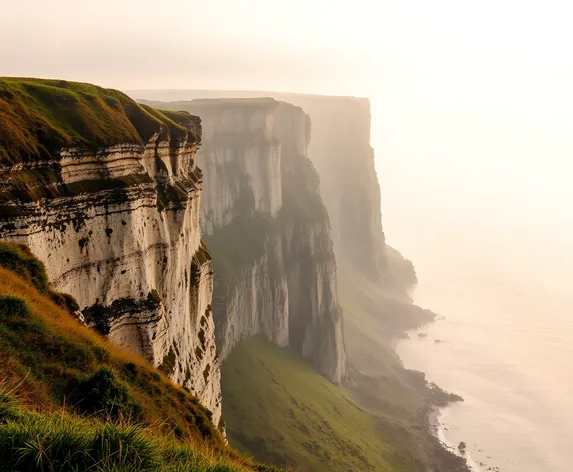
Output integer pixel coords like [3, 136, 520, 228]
[436, 409, 483, 472]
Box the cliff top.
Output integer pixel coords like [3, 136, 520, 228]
[139, 97, 279, 116]
[188, 97, 277, 107]
[0, 77, 201, 165]
[128, 89, 371, 105]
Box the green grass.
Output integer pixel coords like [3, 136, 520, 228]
[0, 393, 284, 472]
[0, 242, 285, 472]
[338, 272, 427, 422]
[222, 336, 400, 472]
[0, 77, 200, 165]
[0, 247, 221, 444]
[221, 271, 454, 472]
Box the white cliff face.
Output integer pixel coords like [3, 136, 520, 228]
[194, 100, 347, 385]
[196, 104, 282, 234]
[0, 127, 222, 426]
[268, 95, 389, 281]
[277, 95, 391, 282]
[215, 244, 289, 360]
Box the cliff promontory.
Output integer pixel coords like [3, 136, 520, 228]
[0, 78, 222, 425]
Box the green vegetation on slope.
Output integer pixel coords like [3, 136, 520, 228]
[0, 77, 200, 164]
[222, 336, 406, 472]
[221, 272, 467, 472]
[0, 242, 283, 472]
[0, 398, 280, 472]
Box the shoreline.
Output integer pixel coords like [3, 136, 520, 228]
[432, 408, 484, 472]
[392, 313, 473, 472]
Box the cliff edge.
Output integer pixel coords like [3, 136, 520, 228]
[0, 78, 222, 425]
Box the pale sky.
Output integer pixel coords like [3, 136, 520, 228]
[2, 0, 572, 268]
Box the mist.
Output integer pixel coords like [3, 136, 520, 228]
[1, 1, 572, 470]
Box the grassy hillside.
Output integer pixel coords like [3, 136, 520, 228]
[222, 337, 398, 472]
[221, 335, 460, 472]
[221, 273, 468, 472]
[0, 242, 283, 472]
[0, 77, 200, 165]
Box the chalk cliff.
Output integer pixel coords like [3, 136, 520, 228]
[0, 79, 222, 425]
[133, 91, 410, 285]
[269, 95, 390, 281]
[184, 99, 346, 384]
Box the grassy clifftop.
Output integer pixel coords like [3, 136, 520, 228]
[0, 243, 282, 472]
[0, 78, 200, 164]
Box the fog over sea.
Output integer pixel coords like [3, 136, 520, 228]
[373, 94, 573, 471]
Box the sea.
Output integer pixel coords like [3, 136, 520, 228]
[377, 125, 573, 471]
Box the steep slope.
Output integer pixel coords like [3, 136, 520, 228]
[0, 79, 221, 425]
[222, 337, 397, 472]
[183, 98, 346, 384]
[0, 242, 282, 472]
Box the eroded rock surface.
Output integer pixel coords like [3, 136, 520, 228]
[0, 81, 222, 425]
[192, 99, 347, 384]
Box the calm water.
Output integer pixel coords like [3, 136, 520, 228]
[395, 241, 573, 471]
[380, 158, 573, 470]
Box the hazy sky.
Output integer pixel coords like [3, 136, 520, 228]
[2, 0, 572, 266]
[2, 0, 571, 92]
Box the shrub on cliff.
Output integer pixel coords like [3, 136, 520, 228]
[72, 368, 140, 420]
[0, 243, 49, 292]
[0, 295, 29, 319]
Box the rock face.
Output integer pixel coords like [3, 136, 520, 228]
[270, 95, 389, 281]
[0, 79, 222, 425]
[188, 99, 347, 384]
[134, 91, 395, 283]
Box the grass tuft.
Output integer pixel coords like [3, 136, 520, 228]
[72, 368, 139, 420]
[0, 77, 200, 165]
[0, 295, 29, 319]
[0, 243, 49, 292]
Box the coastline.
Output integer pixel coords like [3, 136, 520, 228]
[340, 260, 473, 471]
[391, 312, 473, 472]
[433, 409, 484, 472]
[398, 329, 502, 472]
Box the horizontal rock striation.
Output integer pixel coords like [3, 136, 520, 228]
[0, 78, 222, 425]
